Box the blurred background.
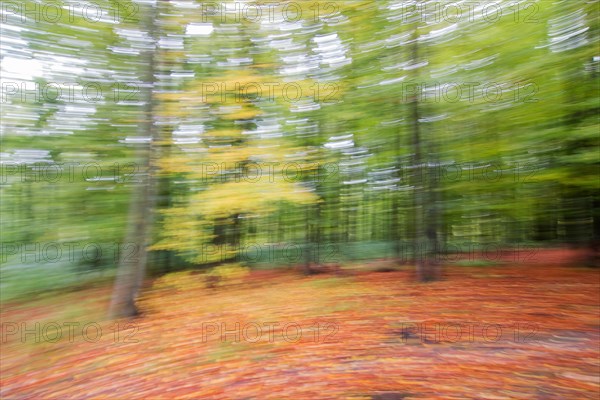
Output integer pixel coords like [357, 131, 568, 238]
[1, 1, 599, 398]
[1, 0, 598, 301]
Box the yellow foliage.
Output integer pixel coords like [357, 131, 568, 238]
[150, 264, 250, 292]
[151, 271, 204, 292]
[206, 129, 243, 138]
[206, 263, 250, 287]
[190, 180, 317, 218]
[220, 106, 262, 120]
[158, 155, 196, 174]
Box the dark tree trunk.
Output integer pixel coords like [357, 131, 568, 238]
[407, 28, 438, 282]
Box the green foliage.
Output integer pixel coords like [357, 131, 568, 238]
[455, 260, 500, 268]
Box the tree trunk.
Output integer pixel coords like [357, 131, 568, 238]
[108, 3, 158, 319]
[407, 28, 438, 281]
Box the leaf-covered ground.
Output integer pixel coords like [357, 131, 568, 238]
[1, 251, 599, 399]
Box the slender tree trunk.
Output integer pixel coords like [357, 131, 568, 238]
[407, 28, 438, 281]
[425, 140, 441, 280]
[151, 59, 175, 275]
[303, 204, 313, 273]
[410, 96, 426, 280]
[393, 98, 403, 260]
[108, 3, 158, 319]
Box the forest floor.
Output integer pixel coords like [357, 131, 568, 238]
[1, 249, 599, 399]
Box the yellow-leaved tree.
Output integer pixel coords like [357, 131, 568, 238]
[150, 11, 320, 268]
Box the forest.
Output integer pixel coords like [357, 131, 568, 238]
[1, 0, 599, 398]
